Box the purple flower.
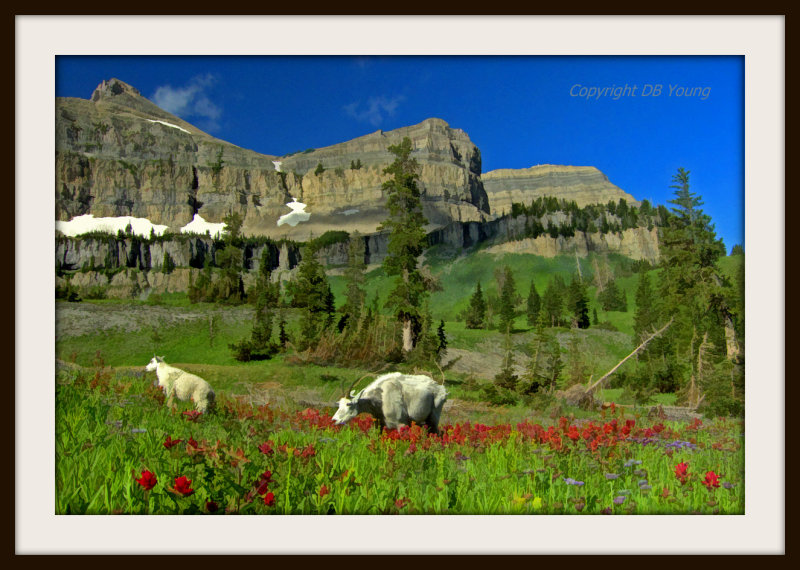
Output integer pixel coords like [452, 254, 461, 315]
[605, 473, 620, 480]
[624, 459, 642, 467]
[564, 477, 585, 486]
[613, 496, 626, 505]
[723, 482, 735, 490]
[640, 484, 652, 490]
[637, 479, 649, 487]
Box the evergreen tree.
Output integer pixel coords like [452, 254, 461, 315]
[162, 251, 175, 274]
[564, 334, 590, 388]
[730, 244, 744, 256]
[341, 231, 367, 330]
[494, 332, 519, 391]
[436, 320, 447, 358]
[541, 279, 563, 327]
[378, 137, 431, 352]
[633, 271, 657, 342]
[592, 307, 599, 326]
[314, 162, 325, 176]
[526, 280, 541, 326]
[598, 278, 626, 312]
[657, 167, 740, 405]
[465, 282, 488, 329]
[497, 265, 517, 334]
[567, 274, 591, 329]
[287, 243, 335, 349]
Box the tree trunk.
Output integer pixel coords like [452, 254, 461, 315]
[585, 317, 673, 393]
[402, 318, 414, 352]
[723, 314, 740, 360]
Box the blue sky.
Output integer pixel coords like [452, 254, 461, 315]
[56, 55, 744, 250]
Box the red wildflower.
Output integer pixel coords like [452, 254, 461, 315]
[566, 426, 580, 441]
[702, 471, 720, 489]
[319, 485, 330, 498]
[675, 462, 690, 484]
[300, 443, 316, 458]
[263, 492, 276, 506]
[163, 435, 183, 449]
[182, 410, 202, 421]
[258, 440, 275, 455]
[187, 437, 199, 449]
[206, 500, 219, 513]
[173, 476, 194, 496]
[687, 418, 704, 430]
[652, 423, 665, 434]
[135, 470, 157, 491]
[395, 497, 410, 509]
[661, 487, 670, 498]
[254, 470, 274, 495]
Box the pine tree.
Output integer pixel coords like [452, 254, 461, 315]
[633, 271, 657, 342]
[567, 274, 590, 329]
[526, 281, 541, 326]
[494, 332, 519, 391]
[287, 243, 335, 350]
[465, 282, 487, 329]
[378, 137, 431, 352]
[436, 320, 447, 358]
[657, 167, 740, 406]
[341, 231, 367, 331]
[162, 251, 175, 274]
[598, 278, 626, 312]
[497, 265, 517, 334]
[541, 279, 563, 327]
[592, 307, 599, 326]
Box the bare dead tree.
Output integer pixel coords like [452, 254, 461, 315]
[585, 317, 674, 394]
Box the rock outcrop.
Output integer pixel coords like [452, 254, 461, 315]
[56, 80, 489, 240]
[481, 227, 660, 263]
[482, 164, 638, 215]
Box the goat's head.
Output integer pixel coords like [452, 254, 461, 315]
[331, 395, 359, 425]
[145, 355, 164, 372]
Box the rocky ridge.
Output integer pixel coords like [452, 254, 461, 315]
[56, 79, 490, 240]
[482, 164, 638, 215]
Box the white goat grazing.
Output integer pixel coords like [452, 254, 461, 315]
[145, 356, 216, 414]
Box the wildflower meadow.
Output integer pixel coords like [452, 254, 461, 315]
[56, 366, 744, 515]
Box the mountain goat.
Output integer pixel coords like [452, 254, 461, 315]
[332, 372, 447, 433]
[145, 356, 216, 414]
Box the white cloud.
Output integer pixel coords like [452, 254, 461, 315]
[344, 95, 405, 127]
[152, 74, 221, 130]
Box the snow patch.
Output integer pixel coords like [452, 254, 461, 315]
[277, 198, 311, 227]
[146, 119, 191, 134]
[180, 214, 227, 238]
[55, 214, 169, 238]
[272, 161, 283, 172]
[341, 209, 360, 216]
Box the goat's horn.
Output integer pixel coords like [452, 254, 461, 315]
[343, 373, 372, 398]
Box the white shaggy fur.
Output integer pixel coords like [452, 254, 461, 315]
[332, 372, 447, 432]
[145, 356, 216, 414]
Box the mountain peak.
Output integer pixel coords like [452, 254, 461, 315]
[91, 78, 141, 102]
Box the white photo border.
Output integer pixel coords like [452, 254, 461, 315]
[16, 15, 784, 554]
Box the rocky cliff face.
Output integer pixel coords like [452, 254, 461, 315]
[56, 80, 489, 240]
[482, 164, 638, 215]
[481, 227, 660, 262]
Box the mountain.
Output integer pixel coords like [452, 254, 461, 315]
[56, 79, 490, 240]
[482, 164, 638, 215]
[55, 79, 661, 277]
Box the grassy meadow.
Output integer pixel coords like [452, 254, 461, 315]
[54, 250, 745, 515]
